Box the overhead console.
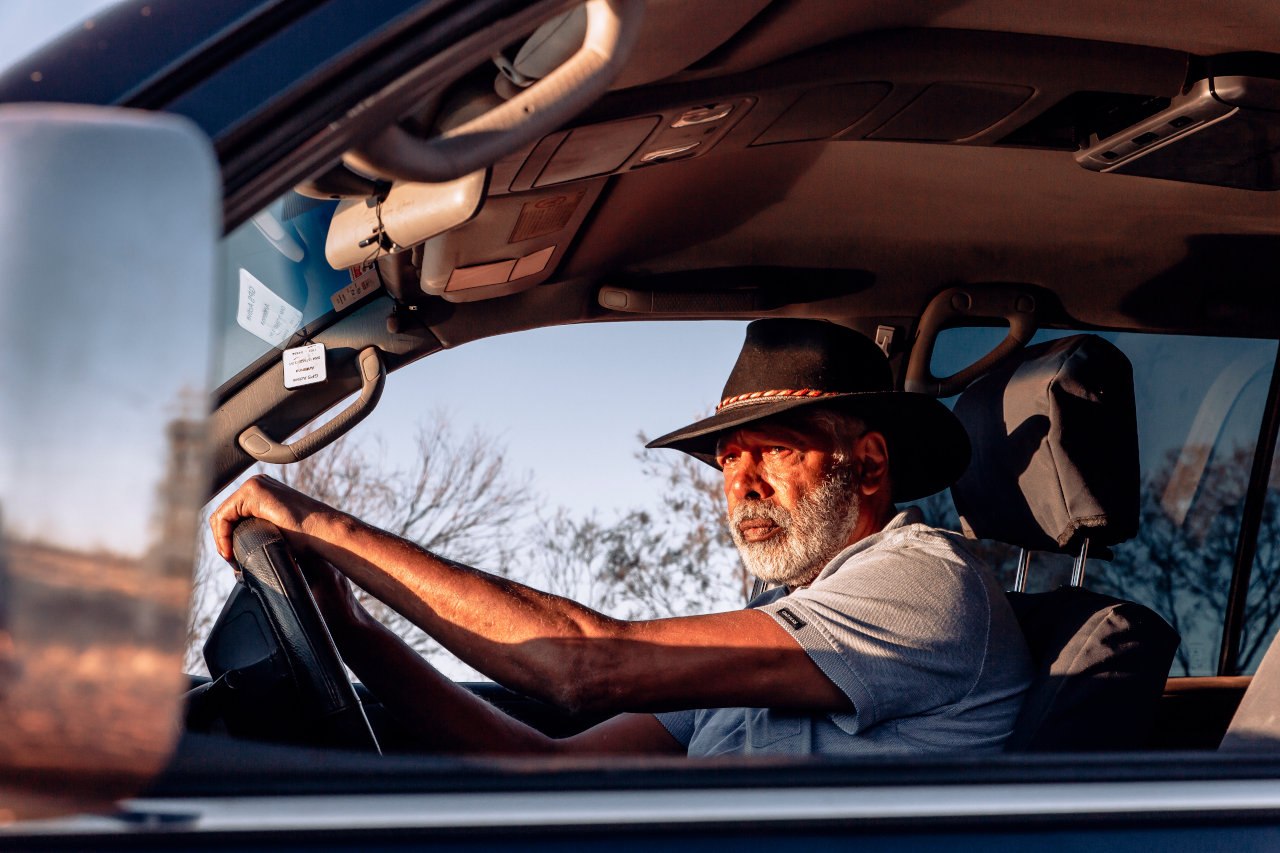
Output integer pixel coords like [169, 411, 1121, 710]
[494, 99, 753, 192]
[417, 179, 605, 302]
[325, 95, 754, 304]
[325, 30, 1271, 309]
[315, 0, 776, 305]
[1075, 57, 1280, 190]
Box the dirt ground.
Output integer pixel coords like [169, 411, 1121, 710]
[0, 540, 191, 817]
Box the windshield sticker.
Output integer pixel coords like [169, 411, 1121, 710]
[283, 343, 327, 389]
[330, 266, 381, 313]
[237, 268, 303, 347]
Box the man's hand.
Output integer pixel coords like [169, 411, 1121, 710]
[209, 474, 337, 562]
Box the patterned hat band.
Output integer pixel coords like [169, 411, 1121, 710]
[716, 388, 844, 412]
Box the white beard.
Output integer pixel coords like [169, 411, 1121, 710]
[729, 465, 861, 589]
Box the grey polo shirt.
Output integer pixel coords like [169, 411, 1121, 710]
[655, 507, 1032, 757]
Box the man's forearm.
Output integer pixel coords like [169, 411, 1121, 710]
[311, 512, 624, 713]
[330, 608, 560, 755]
[211, 475, 850, 719]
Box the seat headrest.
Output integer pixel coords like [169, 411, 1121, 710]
[950, 334, 1139, 552]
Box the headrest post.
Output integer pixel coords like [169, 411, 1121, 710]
[1013, 548, 1031, 592]
[1070, 538, 1090, 588]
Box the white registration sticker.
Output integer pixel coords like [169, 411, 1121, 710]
[283, 343, 327, 389]
[331, 267, 380, 312]
[238, 268, 303, 347]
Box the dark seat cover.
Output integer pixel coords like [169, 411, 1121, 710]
[946, 334, 1178, 751]
[952, 334, 1139, 553]
[1004, 586, 1179, 751]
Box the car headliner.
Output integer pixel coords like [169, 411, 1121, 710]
[208, 0, 1280, 489]
[546, 4, 1280, 338]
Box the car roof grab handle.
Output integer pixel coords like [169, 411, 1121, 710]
[905, 285, 1040, 398]
[342, 0, 645, 183]
[238, 347, 386, 464]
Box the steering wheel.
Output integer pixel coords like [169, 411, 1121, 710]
[202, 518, 380, 753]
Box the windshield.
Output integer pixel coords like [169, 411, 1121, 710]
[215, 194, 368, 389]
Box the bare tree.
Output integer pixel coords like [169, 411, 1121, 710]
[1094, 444, 1280, 675]
[273, 414, 531, 569]
[910, 444, 1280, 676]
[185, 413, 533, 677]
[528, 509, 642, 614]
[635, 440, 751, 605]
[184, 531, 222, 673]
[529, 437, 747, 619]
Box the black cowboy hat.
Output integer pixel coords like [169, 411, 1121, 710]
[645, 319, 971, 501]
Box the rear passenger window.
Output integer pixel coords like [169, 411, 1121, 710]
[916, 329, 1279, 677]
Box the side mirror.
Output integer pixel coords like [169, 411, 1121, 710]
[0, 105, 219, 819]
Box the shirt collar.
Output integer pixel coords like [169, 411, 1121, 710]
[808, 505, 922, 584]
[882, 505, 923, 531]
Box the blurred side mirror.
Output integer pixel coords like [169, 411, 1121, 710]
[0, 105, 219, 820]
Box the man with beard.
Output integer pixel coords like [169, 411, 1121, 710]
[211, 319, 1032, 756]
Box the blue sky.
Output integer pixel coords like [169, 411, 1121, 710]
[362, 320, 748, 518]
[0, 1, 113, 70]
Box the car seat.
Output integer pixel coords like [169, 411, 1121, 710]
[949, 334, 1180, 751]
[1220, 622, 1280, 750]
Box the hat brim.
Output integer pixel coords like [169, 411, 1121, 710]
[645, 392, 971, 502]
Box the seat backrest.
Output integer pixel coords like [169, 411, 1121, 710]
[1219, 627, 1280, 751]
[948, 334, 1179, 751]
[1005, 586, 1180, 751]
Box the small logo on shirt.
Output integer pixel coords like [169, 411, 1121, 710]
[777, 607, 806, 630]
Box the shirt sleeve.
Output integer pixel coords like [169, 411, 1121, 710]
[756, 535, 990, 735]
[653, 710, 696, 748]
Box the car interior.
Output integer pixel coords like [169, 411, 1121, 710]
[7, 0, 1280, 797]
[158, 0, 1280, 773]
